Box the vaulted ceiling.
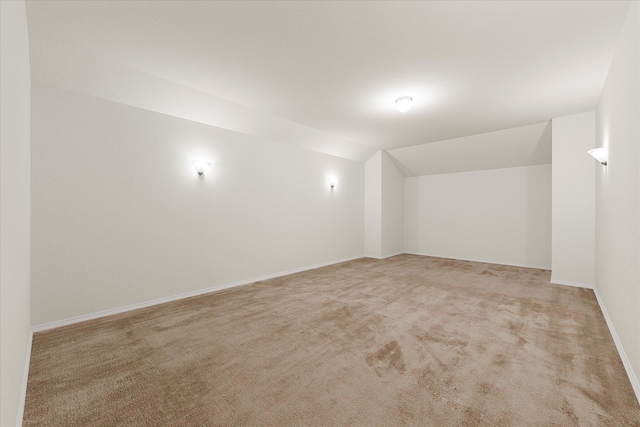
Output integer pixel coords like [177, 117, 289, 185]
[25, 0, 631, 171]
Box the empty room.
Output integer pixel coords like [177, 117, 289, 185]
[2, 0, 639, 425]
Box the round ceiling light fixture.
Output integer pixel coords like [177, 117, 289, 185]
[395, 96, 413, 113]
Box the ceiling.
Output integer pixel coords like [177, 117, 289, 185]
[388, 121, 552, 177]
[25, 1, 630, 168]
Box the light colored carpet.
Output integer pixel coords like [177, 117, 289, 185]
[24, 255, 640, 426]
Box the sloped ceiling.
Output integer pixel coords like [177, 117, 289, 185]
[388, 121, 551, 176]
[25, 1, 630, 171]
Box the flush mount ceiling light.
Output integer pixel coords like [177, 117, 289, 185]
[395, 96, 413, 113]
[588, 147, 608, 166]
[191, 160, 211, 176]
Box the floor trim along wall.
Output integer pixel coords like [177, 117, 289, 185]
[17, 330, 33, 427]
[383, 252, 405, 259]
[405, 252, 551, 271]
[31, 256, 364, 333]
[593, 286, 640, 405]
[365, 252, 404, 260]
[549, 278, 594, 289]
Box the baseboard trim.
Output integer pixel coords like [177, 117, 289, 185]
[404, 252, 551, 271]
[364, 252, 404, 260]
[549, 278, 594, 289]
[593, 286, 640, 405]
[31, 255, 364, 333]
[16, 329, 32, 427]
[382, 252, 404, 259]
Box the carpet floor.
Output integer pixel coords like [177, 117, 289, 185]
[24, 255, 640, 426]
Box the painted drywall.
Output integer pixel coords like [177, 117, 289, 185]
[25, 1, 631, 156]
[595, 0, 640, 398]
[365, 151, 404, 258]
[1, 1, 32, 425]
[551, 112, 595, 287]
[27, 47, 373, 162]
[404, 164, 552, 269]
[31, 85, 364, 326]
[364, 152, 382, 258]
[387, 121, 551, 177]
[381, 151, 404, 257]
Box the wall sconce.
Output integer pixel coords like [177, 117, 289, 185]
[329, 180, 336, 190]
[191, 160, 211, 176]
[588, 148, 608, 166]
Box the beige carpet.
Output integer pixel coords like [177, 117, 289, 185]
[24, 255, 640, 426]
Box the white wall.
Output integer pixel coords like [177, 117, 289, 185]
[381, 152, 404, 257]
[364, 152, 382, 258]
[595, 1, 640, 400]
[365, 151, 404, 259]
[31, 85, 364, 326]
[551, 112, 595, 287]
[388, 121, 551, 177]
[405, 164, 552, 269]
[0, 1, 32, 425]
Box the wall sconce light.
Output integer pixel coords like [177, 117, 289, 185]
[395, 96, 413, 113]
[191, 160, 211, 176]
[329, 180, 336, 190]
[588, 148, 608, 166]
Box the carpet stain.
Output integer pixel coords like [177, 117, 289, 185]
[415, 329, 468, 349]
[366, 340, 406, 376]
[492, 353, 509, 367]
[561, 397, 580, 425]
[477, 381, 493, 394]
[508, 319, 525, 333]
[462, 406, 484, 425]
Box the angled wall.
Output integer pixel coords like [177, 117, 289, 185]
[381, 152, 404, 257]
[594, 1, 640, 402]
[365, 151, 404, 259]
[1, 1, 32, 425]
[551, 112, 596, 288]
[365, 152, 382, 258]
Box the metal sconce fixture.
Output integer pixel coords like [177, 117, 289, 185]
[588, 148, 608, 166]
[330, 180, 336, 190]
[191, 160, 211, 176]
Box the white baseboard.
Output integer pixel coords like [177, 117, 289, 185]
[593, 286, 640, 406]
[31, 255, 364, 333]
[382, 252, 404, 259]
[16, 329, 32, 427]
[364, 252, 404, 260]
[549, 278, 594, 289]
[404, 251, 551, 271]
